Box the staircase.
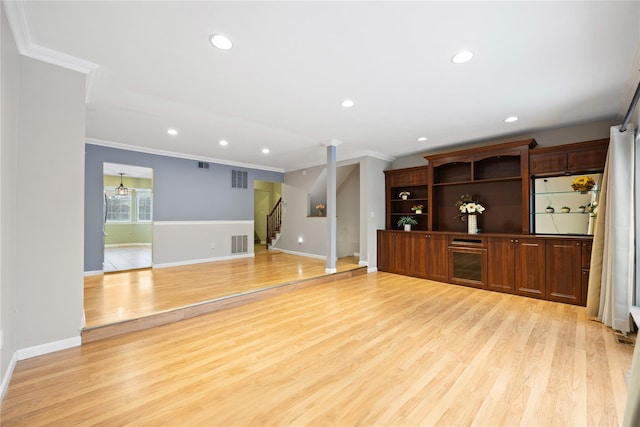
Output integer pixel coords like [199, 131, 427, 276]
[266, 197, 283, 248]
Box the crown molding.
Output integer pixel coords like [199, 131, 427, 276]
[3, 0, 98, 103]
[85, 138, 286, 174]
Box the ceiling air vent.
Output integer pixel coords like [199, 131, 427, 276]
[197, 161, 209, 169]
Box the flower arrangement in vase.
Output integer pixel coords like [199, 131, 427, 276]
[561, 206, 571, 213]
[399, 191, 410, 200]
[316, 204, 325, 216]
[411, 204, 424, 214]
[454, 194, 485, 234]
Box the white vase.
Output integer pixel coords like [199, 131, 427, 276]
[415, 210, 422, 214]
[402, 195, 408, 200]
[467, 214, 478, 234]
[404, 224, 411, 231]
[587, 214, 596, 235]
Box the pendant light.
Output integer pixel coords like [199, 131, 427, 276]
[116, 173, 128, 196]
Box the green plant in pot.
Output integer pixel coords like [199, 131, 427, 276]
[397, 216, 417, 231]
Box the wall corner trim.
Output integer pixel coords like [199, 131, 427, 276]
[16, 336, 81, 361]
[0, 352, 18, 402]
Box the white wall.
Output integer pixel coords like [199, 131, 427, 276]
[337, 165, 360, 258]
[360, 156, 390, 270]
[153, 221, 254, 267]
[15, 58, 86, 351]
[391, 119, 615, 170]
[1, 3, 20, 395]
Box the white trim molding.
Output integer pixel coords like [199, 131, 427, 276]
[86, 138, 285, 173]
[153, 253, 254, 269]
[0, 352, 18, 402]
[16, 336, 81, 361]
[277, 248, 326, 260]
[3, 0, 99, 103]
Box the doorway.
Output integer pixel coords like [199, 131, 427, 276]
[103, 163, 153, 272]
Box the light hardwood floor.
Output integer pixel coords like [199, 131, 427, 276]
[85, 250, 360, 327]
[5, 272, 634, 425]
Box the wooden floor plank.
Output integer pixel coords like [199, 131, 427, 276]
[4, 272, 634, 426]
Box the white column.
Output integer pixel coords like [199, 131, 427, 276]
[324, 139, 341, 273]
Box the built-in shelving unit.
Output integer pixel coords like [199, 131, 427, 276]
[378, 137, 609, 307]
[384, 166, 428, 231]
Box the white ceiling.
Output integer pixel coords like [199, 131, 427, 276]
[6, 1, 640, 172]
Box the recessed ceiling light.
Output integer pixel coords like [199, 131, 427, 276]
[417, 137, 428, 142]
[340, 99, 355, 108]
[262, 148, 270, 154]
[209, 33, 233, 50]
[219, 139, 228, 146]
[167, 128, 178, 136]
[504, 116, 519, 123]
[451, 50, 473, 64]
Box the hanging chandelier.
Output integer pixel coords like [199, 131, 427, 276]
[116, 173, 128, 196]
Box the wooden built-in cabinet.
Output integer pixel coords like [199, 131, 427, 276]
[378, 137, 606, 306]
[529, 138, 608, 176]
[487, 237, 545, 298]
[426, 139, 536, 235]
[376, 230, 447, 281]
[384, 166, 429, 231]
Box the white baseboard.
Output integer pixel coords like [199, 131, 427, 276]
[16, 336, 81, 361]
[0, 352, 18, 402]
[325, 268, 337, 274]
[358, 260, 368, 267]
[104, 243, 152, 248]
[367, 267, 378, 273]
[84, 270, 104, 277]
[153, 253, 254, 269]
[277, 248, 326, 260]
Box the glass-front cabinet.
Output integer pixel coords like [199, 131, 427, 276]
[532, 173, 602, 235]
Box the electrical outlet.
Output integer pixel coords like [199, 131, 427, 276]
[210, 243, 215, 249]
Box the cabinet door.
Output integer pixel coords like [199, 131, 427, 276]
[377, 230, 394, 273]
[487, 237, 515, 293]
[515, 239, 545, 298]
[396, 232, 424, 277]
[545, 239, 582, 304]
[530, 152, 567, 175]
[426, 234, 448, 282]
[567, 147, 608, 171]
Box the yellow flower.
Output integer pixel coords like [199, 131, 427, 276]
[571, 176, 595, 192]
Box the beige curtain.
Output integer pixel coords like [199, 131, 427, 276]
[585, 125, 634, 333]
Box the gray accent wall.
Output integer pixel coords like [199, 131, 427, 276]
[85, 144, 283, 271]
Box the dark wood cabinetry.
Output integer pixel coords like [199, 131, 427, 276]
[487, 237, 544, 296]
[425, 233, 447, 282]
[545, 239, 583, 304]
[384, 166, 428, 231]
[378, 138, 600, 306]
[426, 139, 535, 234]
[529, 138, 608, 176]
[377, 230, 447, 281]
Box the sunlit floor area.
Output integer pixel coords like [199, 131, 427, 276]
[86, 249, 361, 328]
[103, 245, 152, 272]
[6, 273, 635, 425]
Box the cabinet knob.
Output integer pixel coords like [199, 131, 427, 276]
[577, 243, 581, 246]
[514, 239, 519, 243]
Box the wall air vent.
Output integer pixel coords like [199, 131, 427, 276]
[231, 235, 248, 254]
[197, 161, 209, 169]
[231, 170, 248, 189]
